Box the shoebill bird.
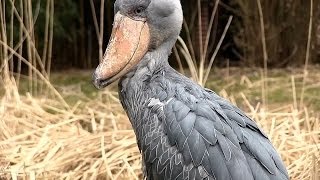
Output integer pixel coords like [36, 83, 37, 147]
[92, 0, 289, 179]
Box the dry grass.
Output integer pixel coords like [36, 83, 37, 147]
[0, 69, 319, 180]
[0, 80, 142, 179]
[1, 0, 319, 179]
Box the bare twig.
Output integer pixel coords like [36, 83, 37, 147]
[0, 40, 70, 109]
[9, 0, 14, 77]
[197, 0, 204, 85]
[17, 0, 24, 87]
[47, 0, 54, 79]
[90, 0, 104, 62]
[300, 0, 314, 109]
[203, 16, 233, 85]
[99, 0, 105, 61]
[257, 0, 268, 109]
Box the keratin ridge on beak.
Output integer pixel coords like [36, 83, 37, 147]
[93, 12, 150, 89]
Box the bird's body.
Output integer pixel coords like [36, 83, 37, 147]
[93, 0, 289, 179]
[118, 51, 288, 180]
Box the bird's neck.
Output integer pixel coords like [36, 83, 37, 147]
[141, 38, 176, 71]
[119, 39, 177, 86]
[118, 40, 179, 139]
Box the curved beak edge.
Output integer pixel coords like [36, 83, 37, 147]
[93, 12, 150, 89]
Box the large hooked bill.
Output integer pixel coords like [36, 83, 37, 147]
[93, 12, 150, 89]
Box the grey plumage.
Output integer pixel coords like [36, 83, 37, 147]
[94, 0, 289, 179]
[119, 61, 288, 179]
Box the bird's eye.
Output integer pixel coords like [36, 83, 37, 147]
[135, 6, 144, 14]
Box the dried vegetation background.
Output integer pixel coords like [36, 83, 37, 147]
[0, 69, 319, 179]
[0, 0, 319, 179]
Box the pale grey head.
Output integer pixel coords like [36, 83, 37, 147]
[93, 0, 183, 88]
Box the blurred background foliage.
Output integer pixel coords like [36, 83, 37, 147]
[2, 0, 320, 71]
[1, 1, 319, 179]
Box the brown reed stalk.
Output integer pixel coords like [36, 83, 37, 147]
[203, 0, 220, 62]
[176, 2, 232, 86]
[197, 0, 204, 85]
[9, 0, 14, 77]
[99, 0, 105, 61]
[90, 0, 104, 62]
[24, 0, 33, 93]
[39, 0, 50, 92]
[42, 0, 50, 75]
[0, 41, 69, 109]
[13, 0, 49, 79]
[0, 0, 10, 83]
[30, 0, 38, 95]
[173, 45, 185, 74]
[16, 0, 24, 87]
[203, 16, 233, 85]
[47, 0, 54, 79]
[256, 0, 268, 109]
[182, 19, 197, 70]
[300, 0, 314, 109]
[200, 0, 221, 86]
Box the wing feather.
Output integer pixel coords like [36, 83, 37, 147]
[137, 79, 288, 179]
